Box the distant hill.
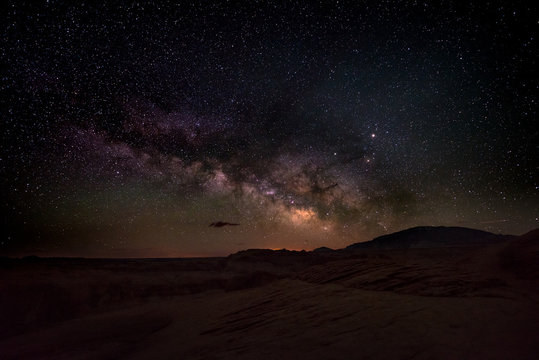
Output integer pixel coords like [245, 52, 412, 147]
[312, 246, 334, 253]
[346, 226, 515, 250]
[499, 228, 539, 280]
[519, 228, 539, 240]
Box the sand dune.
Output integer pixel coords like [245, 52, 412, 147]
[1, 227, 538, 359]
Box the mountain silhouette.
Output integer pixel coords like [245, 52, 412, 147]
[346, 226, 515, 250]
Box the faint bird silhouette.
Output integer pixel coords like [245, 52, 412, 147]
[209, 221, 240, 228]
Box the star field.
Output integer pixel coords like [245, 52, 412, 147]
[1, 1, 537, 257]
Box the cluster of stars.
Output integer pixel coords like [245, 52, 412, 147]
[1, 1, 537, 256]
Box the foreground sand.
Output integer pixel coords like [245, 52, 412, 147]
[1, 233, 538, 359]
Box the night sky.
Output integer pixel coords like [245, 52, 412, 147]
[2, 1, 537, 257]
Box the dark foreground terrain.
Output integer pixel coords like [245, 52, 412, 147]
[1, 227, 539, 359]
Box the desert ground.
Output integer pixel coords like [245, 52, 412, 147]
[1, 227, 538, 359]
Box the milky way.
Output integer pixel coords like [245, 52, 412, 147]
[2, 2, 537, 256]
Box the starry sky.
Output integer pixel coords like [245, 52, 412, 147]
[2, 1, 537, 257]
